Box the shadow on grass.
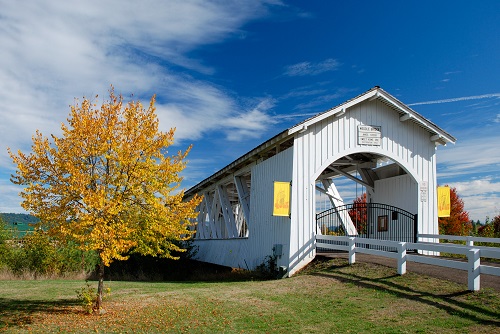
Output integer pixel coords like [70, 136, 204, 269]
[0, 261, 273, 331]
[310, 258, 500, 327]
[0, 297, 80, 330]
[102, 258, 277, 283]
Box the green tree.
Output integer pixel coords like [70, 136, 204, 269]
[438, 187, 471, 236]
[6, 231, 99, 277]
[19, 231, 58, 278]
[9, 88, 201, 312]
[0, 217, 12, 269]
[479, 214, 500, 238]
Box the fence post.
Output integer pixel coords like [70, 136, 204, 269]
[397, 242, 407, 275]
[348, 237, 356, 264]
[467, 248, 480, 291]
[466, 236, 473, 247]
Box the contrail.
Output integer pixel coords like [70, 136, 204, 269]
[273, 112, 318, 120]
[275, 93, 500, 121]
[408, 93, 500, 106]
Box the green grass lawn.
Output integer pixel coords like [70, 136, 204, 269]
[1, 257, 499, 333]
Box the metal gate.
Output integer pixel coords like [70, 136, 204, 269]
[316, 203, 417, 251]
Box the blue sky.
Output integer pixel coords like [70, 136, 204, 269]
[0, 0, 499, 221]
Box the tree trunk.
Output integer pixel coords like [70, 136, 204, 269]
[94, 260, 105, 313]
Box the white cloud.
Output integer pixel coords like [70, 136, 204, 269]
[0, 0, 286, 213]
[437, 136, 500, 177]
[156, 94, 277, 143]
[0, 179, 25, 213]
[224, 98, 277, 141]
[452, 178, 500, 197]
[153, 79, 236, 141]
[180, 158, 222, 190]
[0, 0, 280, 164]
[283, 58, 341, 76]
[463, 195, 500, 222]
[445, 178, 500, 221]
[438, 135, 500, 221]
[292, 88, 355, 111]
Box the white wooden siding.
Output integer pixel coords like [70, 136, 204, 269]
[289, 99, 439, 275]
[189, 89, 450, 276]
[248, 147, 293, 269]
[194, 147, 293, 270]
[373, 174, 418, 214]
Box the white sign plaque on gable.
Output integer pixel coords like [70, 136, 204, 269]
[358, 125, 381, 146]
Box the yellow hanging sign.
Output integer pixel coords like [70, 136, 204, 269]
[273, 181, 290, 217]
[437, 186, 451, 217]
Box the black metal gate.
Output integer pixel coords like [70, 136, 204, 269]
[316, 203, 417, 251]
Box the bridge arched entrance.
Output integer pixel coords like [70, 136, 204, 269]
[313, 150, 419, 246]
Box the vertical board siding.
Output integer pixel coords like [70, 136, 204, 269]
[195, 147, 294, 270]
[249, 147, 293, 269]
[289, 131, 315, 275]
[373, 175, 417, 214]
[289, 99, 439, 275]
[194, 97, 443, 276]
[194, 238, 251, 270]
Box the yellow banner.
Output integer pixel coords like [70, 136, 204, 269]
[437, 186, 451, 217]
[273, 181, 290, 217]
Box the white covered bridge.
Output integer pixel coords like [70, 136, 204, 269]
[183, 87, 455, 276]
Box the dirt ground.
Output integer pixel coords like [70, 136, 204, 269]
[319, 252, 500, 291]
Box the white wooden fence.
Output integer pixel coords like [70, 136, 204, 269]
[418, 233, 500, 247]
[316, 234, 500, 291]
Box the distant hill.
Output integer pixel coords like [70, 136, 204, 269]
[1, 213, 39, 235]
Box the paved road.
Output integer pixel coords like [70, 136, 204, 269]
[319, 252, 500, 291]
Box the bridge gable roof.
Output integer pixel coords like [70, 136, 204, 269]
[185, 87, 455, 197]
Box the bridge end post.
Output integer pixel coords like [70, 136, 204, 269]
[467, 248, 480, 291]
[397, 242, 407, 275]
[348, 237, 356, 264]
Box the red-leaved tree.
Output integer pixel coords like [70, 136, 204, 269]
[494, 215, 500, 236]
[438, 187, 472, 236]
[349, 193, 367, 234]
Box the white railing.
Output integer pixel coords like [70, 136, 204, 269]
[418, 234, 500, 247]
[316, 235, 500, 291]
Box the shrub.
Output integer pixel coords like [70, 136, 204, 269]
[4, 230, 99, 278]
[56, 241, 99, 274]
[76, 281, 111, 314]
[0, 220, 12, 269]
[255, 255, 278, 279]
[22, 231, 60, 277]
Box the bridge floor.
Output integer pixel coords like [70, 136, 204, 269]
[317, 252, 500, 291]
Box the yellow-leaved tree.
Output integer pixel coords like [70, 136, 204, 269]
[9, 88, 201, 313]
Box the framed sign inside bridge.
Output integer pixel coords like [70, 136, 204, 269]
[358, 125, 381, 146]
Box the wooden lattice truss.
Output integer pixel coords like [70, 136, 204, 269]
[193, 172, 251, 239]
